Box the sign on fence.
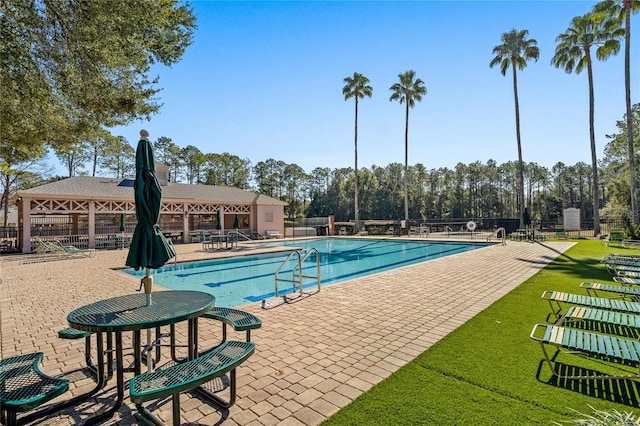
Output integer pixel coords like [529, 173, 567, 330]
[563, 208, 581, 232]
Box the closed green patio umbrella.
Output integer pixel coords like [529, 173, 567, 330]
[216, 209, 222, 231]
[523, 207, 532, 229]
[233, 214, 239, 230]
[126, 131, 176, 306]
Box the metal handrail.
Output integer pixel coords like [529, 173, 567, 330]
[273, 248, 322, 298]
[226, 230, 255, 244]
[295, 248, 321, 295]
[273, 250, 302, 297]
[488, 227, 507, 245]
[167, 238, 178, 265]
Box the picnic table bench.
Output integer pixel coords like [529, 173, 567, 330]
[202, 307, 262, 343]
[130, 340, 255, 425]
[0, 352, 69, 426]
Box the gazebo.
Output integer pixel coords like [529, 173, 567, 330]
[16, 166, 287, 253]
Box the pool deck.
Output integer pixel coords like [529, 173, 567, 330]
[0, 237, 574, 425]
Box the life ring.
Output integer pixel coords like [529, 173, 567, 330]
[466, 221, 476, 232]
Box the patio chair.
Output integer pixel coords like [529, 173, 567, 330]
[530, 323, 640, 380]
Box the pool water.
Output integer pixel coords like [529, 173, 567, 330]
[123, 238, 487, 308]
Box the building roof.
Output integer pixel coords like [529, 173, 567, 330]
[18, 176, 287, 206]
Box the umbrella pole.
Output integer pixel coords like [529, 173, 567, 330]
[142, 268, 153, 306]
[143, 268, 153, 372]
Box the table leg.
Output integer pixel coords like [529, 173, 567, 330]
[188, 318, 199, 360]
[106, 331, 113, 380]
[133, 330, 142, 375]
[84, 332, 125, 425]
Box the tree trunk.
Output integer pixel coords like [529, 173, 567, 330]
[512, 62, 525, 227]
[624, 8, 638, 225]
[3, 174, 10, 236]
[587, 54, 601, 236]
[354, 97, 359, 232]
[404, 101, 410, 223]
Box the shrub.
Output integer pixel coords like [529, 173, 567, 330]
[554, 406, 640, 425]
[625, 224, 640, 240]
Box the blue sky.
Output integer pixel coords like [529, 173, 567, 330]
[108, 0, 638, 174]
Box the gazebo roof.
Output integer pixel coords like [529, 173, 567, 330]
[19, 176, 287, 206]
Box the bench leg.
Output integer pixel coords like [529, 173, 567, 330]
[173, 394, 181, 426]
[135, 402, 166, 426]
[135, 393, 182, 426]
[195, 368, 237, 409]
[3, 411, 17, 426]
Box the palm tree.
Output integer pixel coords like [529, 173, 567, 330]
[489, 29, 539, 227]
[551, 12, 620, 236]
[389, 70, 427, 223]
[594, 0, 640, 225]
[342, 72, 373, 232]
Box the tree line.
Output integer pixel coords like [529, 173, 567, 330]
[7, 100, 636, 228]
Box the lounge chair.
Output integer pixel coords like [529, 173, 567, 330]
[616, 270, 640, 278]
[614, 276, 640, 285]
[560, 305, 640, 333]
[624, 240, 640, 249]
[606, 253, 640, 262]
[608, 264, 640, 275]
[34, 236, 61, 254]
[579, 282, 640, 300]
[602, 229, 625, 247]
[530, 323, 640, 380]
[34, 237, 94, 258]
[53, 240, 95, 257]
[265, 230, 282, 239]
[542, 290, 640, 321]
[604, 257, 640, 267]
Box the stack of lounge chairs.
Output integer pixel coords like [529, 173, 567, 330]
[530, 253, 640, 380]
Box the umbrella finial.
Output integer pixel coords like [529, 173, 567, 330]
[140, 129, 149, 139]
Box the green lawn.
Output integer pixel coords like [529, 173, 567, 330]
[322, 240, 640, 425]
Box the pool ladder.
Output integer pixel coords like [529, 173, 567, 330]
[487, 227, 507, 245]
[273, 248, 321, 298]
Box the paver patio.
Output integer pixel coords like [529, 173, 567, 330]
[0, 238, 573, 425]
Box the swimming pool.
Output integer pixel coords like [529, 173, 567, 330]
[123, 238, 487, 308]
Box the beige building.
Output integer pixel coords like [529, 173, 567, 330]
[16, 167, 287, 253]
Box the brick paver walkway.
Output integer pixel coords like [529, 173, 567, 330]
[0, 238, 573, 425]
